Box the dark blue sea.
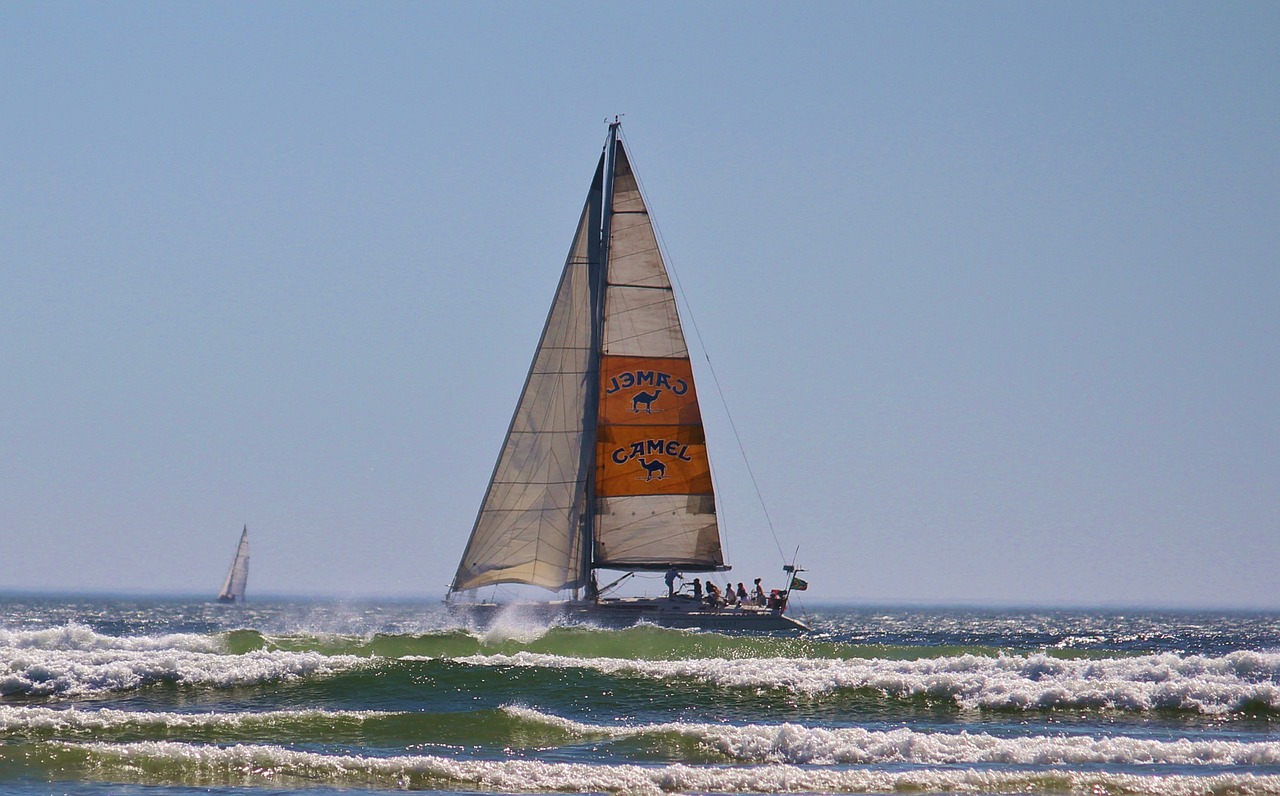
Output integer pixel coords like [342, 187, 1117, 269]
[2, 595, 1279, 794]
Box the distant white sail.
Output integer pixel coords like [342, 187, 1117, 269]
[217, 526, 250, 603]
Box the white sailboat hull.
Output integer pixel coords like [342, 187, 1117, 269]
[584, 597, 809, 632]
[449, 596, 809, 633]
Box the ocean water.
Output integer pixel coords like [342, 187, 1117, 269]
[2, 596, 1279, 795]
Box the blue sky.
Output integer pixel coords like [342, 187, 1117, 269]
[2, 1, 1276, 608]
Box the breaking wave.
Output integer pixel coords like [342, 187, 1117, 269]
[11, 740, 1280, 795]
[498, 706, 1280, 766]
[450, 650, 1280, 714]
[5, 703, 1280, 768]
[0, 624, 222, 653]
[0, 624, 368, 698]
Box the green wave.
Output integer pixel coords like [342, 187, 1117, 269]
[0, 698, 920, 760]
[224, 625, 1020, 661]
[8, 740, 1280, 795]
[44, 644, 1248, 723]
[0, 704, 586, 750]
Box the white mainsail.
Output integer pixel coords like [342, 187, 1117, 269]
[450, 126, 724, 597]
[217, 526, 250, 603]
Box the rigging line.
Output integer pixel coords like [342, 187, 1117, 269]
[616, 127, 789, 567]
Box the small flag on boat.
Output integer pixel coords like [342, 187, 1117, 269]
[791, 577, 808, 591]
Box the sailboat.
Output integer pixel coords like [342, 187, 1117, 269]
[216, 525, 250, 604]
[448, 122, 807, 632]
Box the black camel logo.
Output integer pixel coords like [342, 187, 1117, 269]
[636, 457, 667, 481]
[631, 389, 663, 413]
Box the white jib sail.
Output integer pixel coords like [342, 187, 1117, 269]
[450, 162, 602, 593]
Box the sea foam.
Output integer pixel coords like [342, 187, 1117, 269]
[0, 705, 389, 735]
[0, 644, 368, 697]
[0, 623, 223, 653]
[499, 705, 1280, 766]
[40, 740, 1280, 795]
[5, 703, 1280, 768]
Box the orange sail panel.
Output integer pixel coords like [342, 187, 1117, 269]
[597, 355, 710, 499]
[597, 425, 712, 497]
[598, 356, 702, 426]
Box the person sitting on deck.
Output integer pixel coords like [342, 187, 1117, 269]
[664, 567, 682, 599]
[690, 578, 703, 601]
[753, 578, 767, 606]
[724, 583, 737, 605]
[704, 582, 721, 608]
[737, 582, 749, 603]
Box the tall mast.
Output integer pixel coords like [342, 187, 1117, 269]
[580, 120, 621, 587]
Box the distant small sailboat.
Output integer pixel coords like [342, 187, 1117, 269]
[216, 526, 250, 603]
[447, 121, 807, 632]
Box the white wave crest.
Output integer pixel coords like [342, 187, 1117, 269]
[0, 705, 389, 734]
[0, 646, 368, 697]
[500, 705, 1280, 766]
[0, 623, 223, 653]
[59, 740, 1280, 794]
[7, 703, 1280, 769]
[455, 650, 1280, 714]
